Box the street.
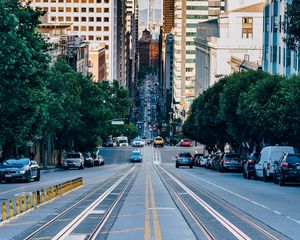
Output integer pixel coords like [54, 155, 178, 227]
[0, 146, 299, 239]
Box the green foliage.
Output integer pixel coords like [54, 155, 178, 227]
[284, 0, 300, 50]
[0, 0, 49, 153]
[185, 70, 300, 153]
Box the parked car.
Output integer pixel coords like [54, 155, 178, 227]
[211, 153, 223, 170]
[255, 146, 295, 182]
[130, 151, 143, 163]
[217, 153, 243, 173]
[83, 152, 94, 167]
[243, 152, 260, 179]
[153, 136, 164, 147]
[91, 152, 100, 166]
[63, 152, 84, 170]
[176, 152, 194, 168]
[205, 154, 214, 169]
[131, 137, 145, 147]
[179, 139, 192, 147]
[95, 150, 105, 166]
[199, 155, 208, 167]
[273, 153, 300, 186]
[102, 140, 114, 147]
[0, 158, 40, 183]
[193, 153, 203, 166]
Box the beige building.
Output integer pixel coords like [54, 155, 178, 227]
[26, 0, 118, 81]
[89, 42, 107, 82]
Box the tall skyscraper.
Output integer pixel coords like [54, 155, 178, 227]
[27, 0, 117, 81]
[173, 0, 225, 118]
[263, 0, 299, 76]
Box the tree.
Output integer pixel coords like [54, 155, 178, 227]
[284, 0, 300, 50]
[0, 0, 49, 157]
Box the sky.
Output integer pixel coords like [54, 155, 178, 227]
[139, 0, 162, 11]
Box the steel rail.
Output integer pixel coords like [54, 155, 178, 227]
[172, 170, 280, 240]
[157, 165, 252, 240]
[24, 165, 135, 240]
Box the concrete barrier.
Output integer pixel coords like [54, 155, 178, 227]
[1, 177, 83, 223]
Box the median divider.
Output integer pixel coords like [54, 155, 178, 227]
[0, 177, 83, 223]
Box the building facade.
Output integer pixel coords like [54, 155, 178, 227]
[139, 29, 159, 67]
[262, 0, 299, 76]
[173, 0, 225, 118]
[88, 42, 106, 82]
[195, 2, 263, 94]
[28, 0, 117, 81]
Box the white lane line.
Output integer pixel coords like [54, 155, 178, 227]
[52, 167, 136, 240]
[160, 166, 251, 240]
[186, 172, 300, 225]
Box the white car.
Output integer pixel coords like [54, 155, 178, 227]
[131, 138, 145, 147]
[63, 152, 84, 170]
[255, 145, 295, 181]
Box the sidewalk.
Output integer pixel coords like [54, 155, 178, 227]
[40, 165, 63, 174]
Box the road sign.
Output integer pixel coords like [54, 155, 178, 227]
[111, 120, 124, 125]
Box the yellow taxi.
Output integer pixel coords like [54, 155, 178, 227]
[153, 136, 164, 147]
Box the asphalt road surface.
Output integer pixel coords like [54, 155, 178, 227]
[0, 146, 299, 239]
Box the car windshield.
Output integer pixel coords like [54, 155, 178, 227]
[286, 155, 300, 163]
[155, 137, 163, 141]
[183, 139, 190, 142]
[66, 153, 80, 158]
[134, 138, 142, 141]
[179, 153, 192, 157]
[131, 152, 141, 157]
[225, 154, 241, 161]
[2, 159, 29, 166]
[119, 140, 127, 143]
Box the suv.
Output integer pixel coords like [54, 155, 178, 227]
[176, 152, 194, 168]
[153, 136, 164, 147]
[217, 153, 243, 173]
[63, 153, 84, 170]
[274, 153, 300, 186]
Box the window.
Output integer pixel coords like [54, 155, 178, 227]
[89, 17, 94, 22]
[278, 46, 281, 64]
[73, 26, 79, 31]
[89, 36, 94, 40]
[43, 7, 48, 12]
[81, 17, 86, 22]
[82, 8, 86, 12]
[89, 0, 94, 2]
[97, 17, 102, 22]
[104, 0, 109, 3]
[81, 26, 87, 31]
[66, 17, 71, 22]
[242, 17, 253, 38]
[51, 7, 56, 12]
[97, 0, 101, 3]
[74, 8, 79, 12]
[104, 26, 109, 31]
[74, 17, 79, 21]
[58, 17, 64, 21]
[51, 0, 56, 2]
[58, 0, 63, 2]
[273, 46, 277, 63]
[66, 7, 71, 12]
[58, 7, 64, 12]
[96, 26, 102, 31]
[89, 26, 94, 31]
[96, 8, 102, 13]
[82, 0, 86, 2]
[51, 17, 56, 21]
[96, 36, 101, 41]
[89, 8, 94, 12]
[74, 0, 79, 2]
[104, 17, 109, 22]
[104, 36, 109, 40]
[104, 8, 109, 13]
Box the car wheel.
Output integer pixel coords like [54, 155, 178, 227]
[279, 179, 285, 186]
[176, 164, 179, 168]
[189, 165, 193, 168]
[79, 164, 84, 169]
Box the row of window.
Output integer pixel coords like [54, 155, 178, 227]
[81, 35, 110, 41]
[48, 7, 110, 13]
[49, 15, 110, 22]
[26, 0, 109, 3]
[71, 26, 109, 31]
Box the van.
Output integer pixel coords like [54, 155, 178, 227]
[116, 136, 129, 147]
[255, 146, 295, 181]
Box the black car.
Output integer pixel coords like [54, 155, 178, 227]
[274, 153, 300, 186]
[83, 152, 94, 167]
[0, 158, 40, 183]
[217, 153, 243, 173]
[243, 152, 260, 179]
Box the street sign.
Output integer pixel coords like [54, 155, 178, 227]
[111, 120, 124, 125]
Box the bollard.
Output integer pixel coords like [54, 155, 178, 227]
[2, 202, 7, 221]
[26, 194, 31, 209]
[9, 200, 14, 218]
[46, 188, 49, 202]
[41, 189, 45, 203]
[21, 196, 26, 212]
[16, 197, 20, 215]
[32, 192, 37, 207]
[37, 191, 41, 205]
[49, 187, 53, 200]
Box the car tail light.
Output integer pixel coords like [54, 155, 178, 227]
[248, 160, 254, 164]
[267, 163, 270, 170]
[223, 160, 228, 163]
[281, 162, 288, 167]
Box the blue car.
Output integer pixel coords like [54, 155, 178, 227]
[176, 152, 194, 168]
[130, 151, 143, 163]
